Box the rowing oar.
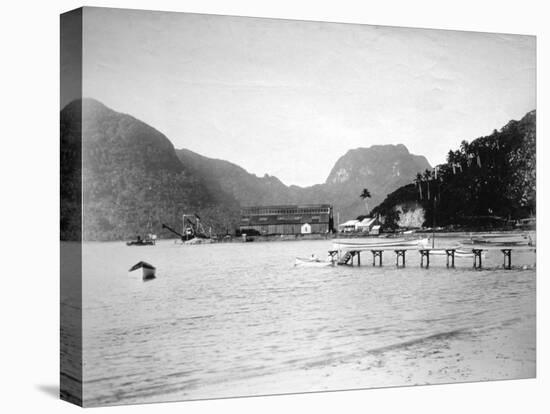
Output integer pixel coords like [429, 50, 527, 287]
[129, 261, 156, 281]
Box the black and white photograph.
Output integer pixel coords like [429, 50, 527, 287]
[58, 5, 537, 408]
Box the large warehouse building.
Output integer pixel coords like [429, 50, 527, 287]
[239, 204, 334, 235]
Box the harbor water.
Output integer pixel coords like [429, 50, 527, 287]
[72, 236, 536, 406]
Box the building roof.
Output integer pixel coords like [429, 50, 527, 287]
[241, 204, 332, 210]
[241, 213, 330, 226]
[338, 220, 359, 227]
[241, 205, 332, 217]
[357, 217, 376, 228]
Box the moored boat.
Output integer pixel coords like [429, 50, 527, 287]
[183, 237, 214, 245]
[126, 238, 155, 246]
[460, 233, 533, 247]
[294, 257, 335, 268]
[332, 237, 429, 251]
[428, 249, 486, 258]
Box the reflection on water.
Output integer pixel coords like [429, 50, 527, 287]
[69, 238, 536, 406]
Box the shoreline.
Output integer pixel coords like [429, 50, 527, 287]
[129, 294, 535, 405]
[80, 228, 536, 244]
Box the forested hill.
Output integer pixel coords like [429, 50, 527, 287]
[60, 98, 436, 241]
[176, 148, 305, 207]
[61, 98, 239, 241]
[372, 110, 536, 229]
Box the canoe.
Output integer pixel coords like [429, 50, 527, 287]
[294, 257, 335, 268]
[182, 237, 214, 245]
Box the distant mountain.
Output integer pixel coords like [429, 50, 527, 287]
[177, 144, 431, 220]
[61, 98, 432, 240]
[321, 144, 431, 219]
[61, 98, 238, 241]
[372, 110, 536, 229]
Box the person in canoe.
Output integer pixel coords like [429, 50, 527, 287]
[309, 254, 321, 262]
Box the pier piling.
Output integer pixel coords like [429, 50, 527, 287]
[371, 250, 383, 266]
[501, 249, 512, 269]
[445, 249, 456, 268]
[419, 249, 430, 268]
[335, 250, 364, 266]
[395, 249, 406, 267]
[472, 249, 483, 270]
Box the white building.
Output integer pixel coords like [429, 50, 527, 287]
[300, 223, 312, 234]
[338, 217, 381, 234]
[338, 219, 360, 233]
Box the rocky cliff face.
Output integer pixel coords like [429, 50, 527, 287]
[395, 204, 425, 228]
[326, 144, 428, 185]
[322, 144, 431, 219]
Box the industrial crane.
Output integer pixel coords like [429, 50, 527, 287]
[162, 213, 210, 241]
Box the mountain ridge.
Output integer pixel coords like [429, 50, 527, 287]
[176, 143, 431, 220]
[61, 98, 238, 241]
[62, 98, 433, 239]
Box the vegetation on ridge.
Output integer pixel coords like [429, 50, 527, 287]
[61, 98, 535, 240]
[61, 99, 239, 241]
[371, 110, 536, 230]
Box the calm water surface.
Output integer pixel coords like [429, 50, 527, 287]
[77, 238, 536, 405]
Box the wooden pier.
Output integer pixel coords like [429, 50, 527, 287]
[329, 246, 529, 270]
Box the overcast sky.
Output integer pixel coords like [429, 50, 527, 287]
[80, 7, 535, 187]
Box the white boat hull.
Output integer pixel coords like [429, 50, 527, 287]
[182, 237, 214, 245]
[294, 257, 335, 268]
[332, 238, 429, 251]
[428, 249, 486, 258]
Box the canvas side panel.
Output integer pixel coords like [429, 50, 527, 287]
[60, 7, 83, 407]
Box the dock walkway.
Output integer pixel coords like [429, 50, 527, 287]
[330, 247, 534, 270]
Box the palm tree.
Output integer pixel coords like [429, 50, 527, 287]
[414, 173, 423, 199]
[360, 188, 371, 215]
[423, 169, 432, 200]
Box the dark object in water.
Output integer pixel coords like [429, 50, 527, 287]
[129, 261, 156, 280]
[126, 239, 155, 246]
[126, 234, 156, 246]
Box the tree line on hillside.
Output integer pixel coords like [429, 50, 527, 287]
[61, 99, 240, 241]
[371, 110, 536, 230]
